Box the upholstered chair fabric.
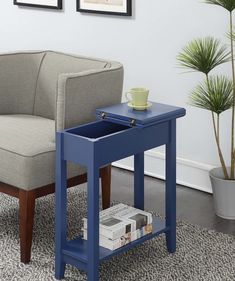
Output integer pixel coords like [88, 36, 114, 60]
[0, 51, 123, 190]
[34, 51, 110, 120]
[0, 115, 86, 190]
[0, 52, 45, 114]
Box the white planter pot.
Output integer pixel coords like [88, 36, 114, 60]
[209, 167, 235, 220]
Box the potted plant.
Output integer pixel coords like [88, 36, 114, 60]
[177, 0, 235, 219]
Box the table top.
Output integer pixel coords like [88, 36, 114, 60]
[96, 102, 186, 126]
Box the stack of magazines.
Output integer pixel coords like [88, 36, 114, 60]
[82, 203, 153, 251]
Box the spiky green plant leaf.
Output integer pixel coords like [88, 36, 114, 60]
[189, 76, 233, 114]
[232, 30, 235, 41]
[204, 0, 235, 12]
[227, 29, 235, 41]
[226, 29, 235, 40]
[177, 37, 230, 75]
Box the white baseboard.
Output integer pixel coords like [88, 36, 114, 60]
[113, 150, 215, 194]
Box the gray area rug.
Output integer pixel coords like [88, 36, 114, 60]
[0, 187, 234, 281]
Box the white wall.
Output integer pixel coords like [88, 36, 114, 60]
[0, 0, 232, 192]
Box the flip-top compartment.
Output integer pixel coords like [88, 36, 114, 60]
[63, 119, 169, 167]
[63, 120, 137, 165]
[66, 120, 131, 140]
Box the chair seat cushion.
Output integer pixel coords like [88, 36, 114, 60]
[0, 115, 85, 190]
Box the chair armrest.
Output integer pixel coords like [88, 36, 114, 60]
[56, 63, 123, 131]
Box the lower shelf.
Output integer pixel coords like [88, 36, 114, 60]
[62, 217, 168, 264]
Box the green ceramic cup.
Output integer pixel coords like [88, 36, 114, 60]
[125, 87, 149, 106]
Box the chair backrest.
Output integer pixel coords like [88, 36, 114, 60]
[33, 51, 109, 120]
[0, 51, 111, 118]
[0, 52, 45, 115]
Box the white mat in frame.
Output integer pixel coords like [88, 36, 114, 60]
[14, 0, 62, 8]
[77, 0, 131, 15]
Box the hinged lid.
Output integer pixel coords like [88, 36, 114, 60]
[96, 102, 186, 127]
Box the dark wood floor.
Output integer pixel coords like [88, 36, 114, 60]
[110, 167, 235, 236]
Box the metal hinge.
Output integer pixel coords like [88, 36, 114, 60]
[130, 119, 136, 127]
[101, 112, 106, 119]
[98, 112, 137, 128]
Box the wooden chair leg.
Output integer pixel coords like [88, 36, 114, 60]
[101, 165, 111, 209]
[19, 189, 36, 263]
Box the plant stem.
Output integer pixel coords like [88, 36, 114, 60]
[230, 11, 235, 179]
[217, 114, 220, 146]
[211, 112, 229, 179]
[206, 74, 229, 179]
[205, 75, 228, 176]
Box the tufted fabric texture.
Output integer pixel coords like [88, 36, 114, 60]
[0, 188, 234, 281]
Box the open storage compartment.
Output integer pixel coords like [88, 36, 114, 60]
[66, 120, 131, 140]
[63, 118, 170, 168]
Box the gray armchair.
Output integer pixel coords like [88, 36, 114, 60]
[0, 51, 123, 263]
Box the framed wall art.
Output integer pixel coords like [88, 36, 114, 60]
[14, 0, 62, 9]
[77, 0, 132, 16]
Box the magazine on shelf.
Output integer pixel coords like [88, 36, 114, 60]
[82, 224, 153, 251]
[82, 203, 152, 240]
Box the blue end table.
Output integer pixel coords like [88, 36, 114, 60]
[55, 102, 186, 281]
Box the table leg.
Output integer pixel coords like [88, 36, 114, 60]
[165, 119, 176, 253]
[55, 132, 67, 279]
[87, 161, 100, 281]
[134, 152, 145, 210]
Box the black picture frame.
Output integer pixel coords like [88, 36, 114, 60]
[77, 0, 132, 16]
[14, 0, 62, 9]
